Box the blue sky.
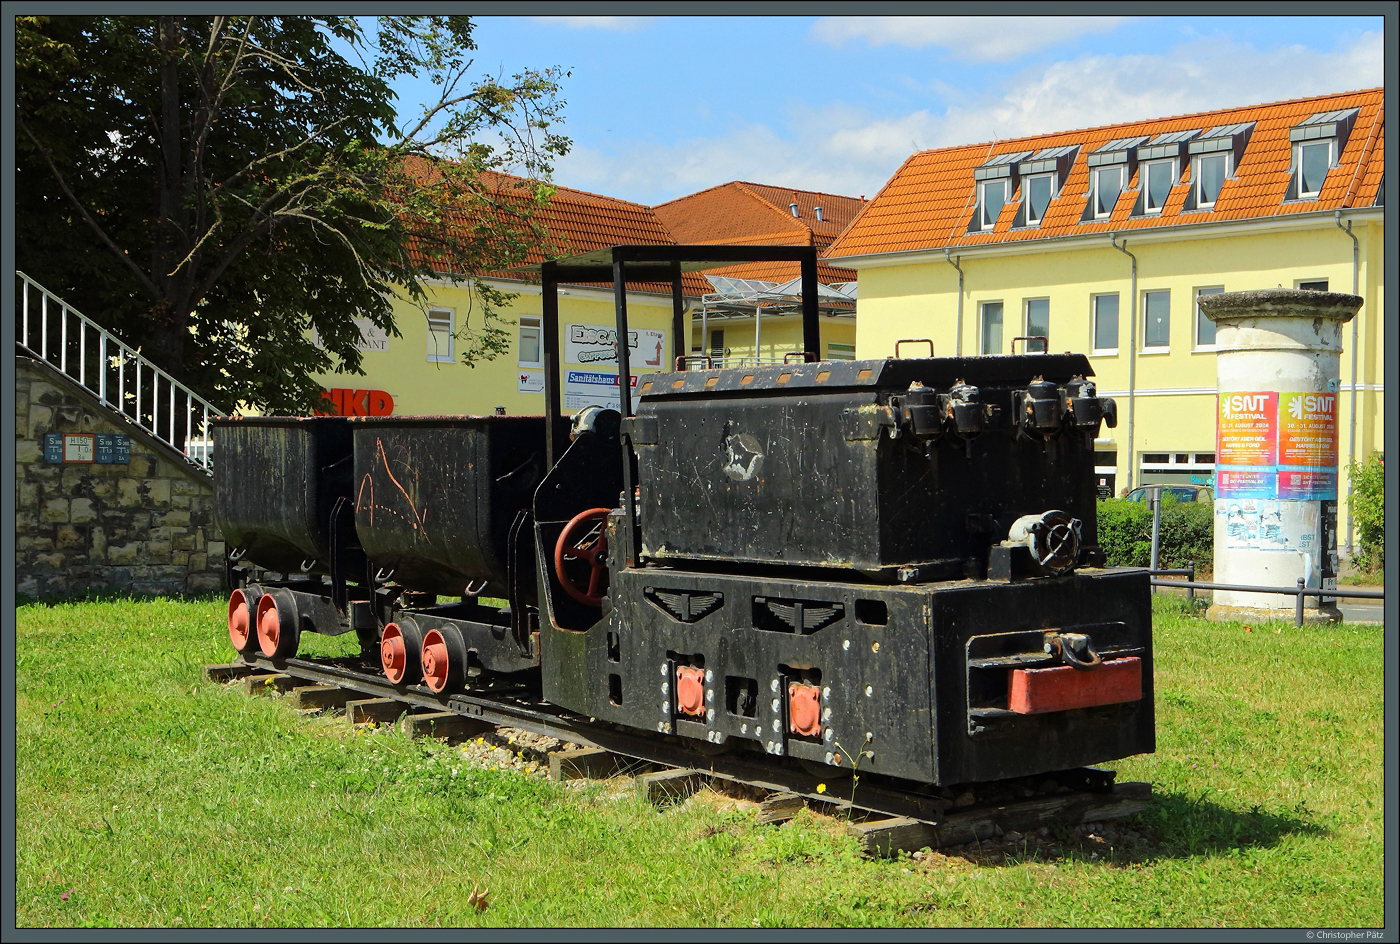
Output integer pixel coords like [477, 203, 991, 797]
[386, 14, 1385, 206]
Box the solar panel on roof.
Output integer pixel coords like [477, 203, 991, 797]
[1094, 136, 1148, 153]
[1147, 130, 1196, 144]
[1202, 122, 1252, 139]
[981, 150, 1032, 167]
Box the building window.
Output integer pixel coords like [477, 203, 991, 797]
[1091, 165, 1124, 219]
[1297, 279, 1329, 292]
[1024, 173, 1054, 225]
[1194, 153, 1228, 208]
[1023, 298, 1049, 351]
[1295, 139, 1333, 198]
[1143, 159, 1177, 213]
[1092, 293, 1119, 352]
[426, 308, 453, 363]
[709, 329, 725, 361]
[1142, 290, 1170, 349]
[1195, 286, 1223, 348]
[980, 301, 1003, 355]
[978, 179, 1008, 229]
[517, 316, 542, 367]
[826, 342, 856, 361]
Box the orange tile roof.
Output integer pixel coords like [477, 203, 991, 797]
[655, 181, 867, 284]
[826, 88, 1384, 260]
[402, 158, 710, 296]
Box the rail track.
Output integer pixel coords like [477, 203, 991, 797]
[208, 655, 1151, 858]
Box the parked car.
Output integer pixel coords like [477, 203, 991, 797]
[1123, 485, 1214, 504]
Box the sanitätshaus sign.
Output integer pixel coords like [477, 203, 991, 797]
[1214, 391, 1337, 501]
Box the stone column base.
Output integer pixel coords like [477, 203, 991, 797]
[1206, 603, 1343, 625]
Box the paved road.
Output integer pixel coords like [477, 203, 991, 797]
[1338, 599, 1385, 624]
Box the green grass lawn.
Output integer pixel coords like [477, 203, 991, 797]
[14, 596, 1384, 928]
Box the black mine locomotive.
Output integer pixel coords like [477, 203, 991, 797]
[215, 246, 1153, 791]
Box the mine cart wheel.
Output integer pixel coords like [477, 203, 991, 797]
[553, 507, 612, 607]
[380, 619, 424, 685]
[254, 590, 301, 659]
[420, 626, 468, 694]
[227, 588, 262, 655]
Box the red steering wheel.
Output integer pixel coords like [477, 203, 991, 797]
[553, 507, 612, 606]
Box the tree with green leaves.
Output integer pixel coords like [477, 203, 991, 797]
[16, 15, 569, 413]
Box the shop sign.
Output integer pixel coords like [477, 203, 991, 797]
[564, 370, 637, 411]
[565, 324, 665, 368]
[320, 388, 394, 416]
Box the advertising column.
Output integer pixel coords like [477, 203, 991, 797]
[1201, 289, 1360, 623]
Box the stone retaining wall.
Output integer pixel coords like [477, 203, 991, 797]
[15, 355, 225, 598]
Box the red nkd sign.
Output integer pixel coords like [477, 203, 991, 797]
[320, 388, 394, 416]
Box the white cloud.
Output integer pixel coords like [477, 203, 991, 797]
[811, 16, 1129, 61]
[926, 30, 1384, 146]
[554, 30, 1384, 206]
[531, 16, 652, 32]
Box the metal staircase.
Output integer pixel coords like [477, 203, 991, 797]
[16, 271, 222, 474]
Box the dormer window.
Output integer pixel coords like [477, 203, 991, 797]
[970, 151, 1029, 232]
[1024, 174, 1053, 224]
[1012, 145, 1075, 227]
[1142, 159, 1177, 213]
[1090, 165, 1124, 219]
[1133, 130, 1194, 216]
[1083, 137, 1144, 222]
[1286, 109, 1357, 201]
[1183, 122, 1254, 211]
[1194, 153, 1228, 208]
[978, 179, 1008, 229]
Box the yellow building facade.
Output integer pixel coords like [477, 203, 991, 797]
[828, 89, 1384, 552]
[312, 277, 681, 418]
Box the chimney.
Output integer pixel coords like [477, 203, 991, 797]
[814, 206, 823, 221]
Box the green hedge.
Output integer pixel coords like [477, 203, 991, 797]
[1348, 453, 1384, 575]
[1096, 498, 1213, 571]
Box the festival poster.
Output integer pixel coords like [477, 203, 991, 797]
[1274, 392, 1338, 499]
[1215, 391, 1277, 499]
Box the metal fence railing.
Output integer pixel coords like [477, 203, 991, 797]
[16, 271, 221, 474]
[1148, 566, 1383, 626]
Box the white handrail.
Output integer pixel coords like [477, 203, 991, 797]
[15, 271, 223, 473]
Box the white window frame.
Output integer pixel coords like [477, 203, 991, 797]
[979, 300, 1004, 355]
[1294, 139, 1334, 198]
[825, 342, 856, 361]
[1296, 279, 1330, 292]
[1142, 289, 1170, 351]
[1194, 286, 1224, 350]
[978, 179, 1008, 229]
[1091, 293, 1119, 354]
[1023, 173, 1055, 226]
[1142, 158, 1177, 214]
[1023, 297, 1049, 352]
[1193, 153, 1229, 209]
[426, 307, 454, 363]
[1091, 165, 1124, 219]
[517, 315, 542, 368]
